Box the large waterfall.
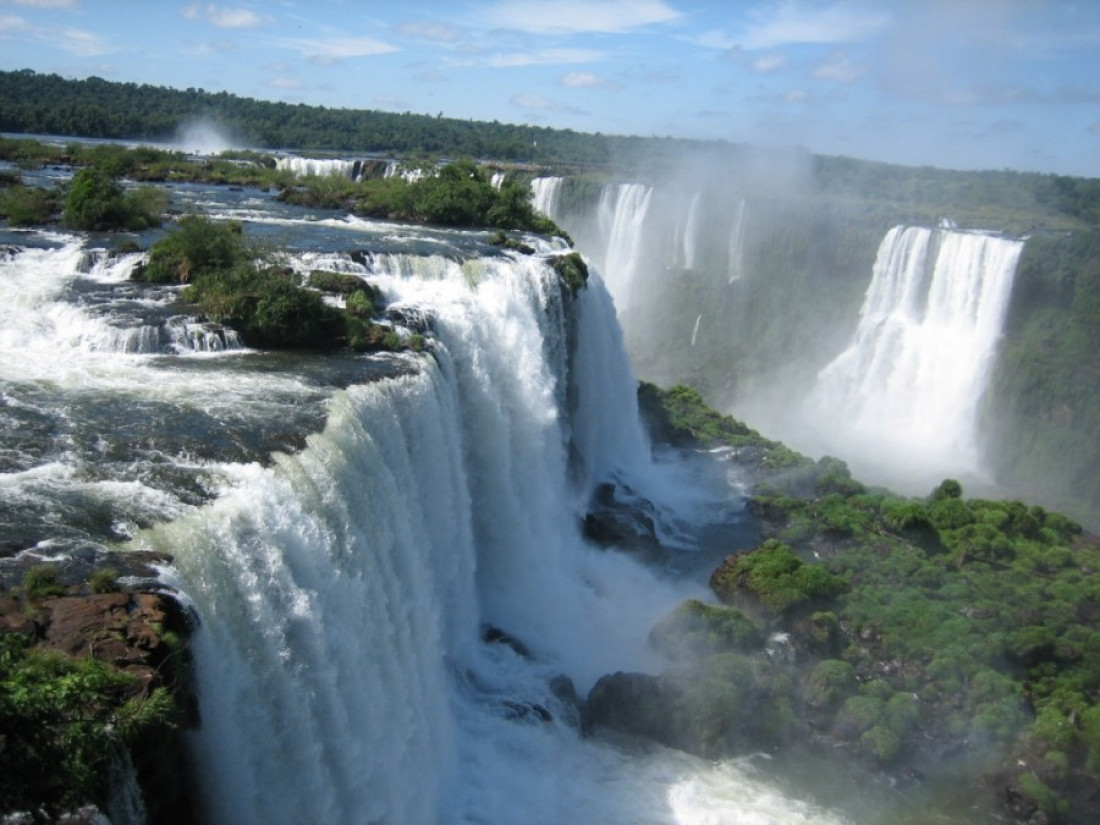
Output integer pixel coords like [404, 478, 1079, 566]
[807, 225, 1023, 486]
[0, 179, 852, 823]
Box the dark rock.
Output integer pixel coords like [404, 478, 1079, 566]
[482, 624, 531, 658]
[583, 482, 663, 561]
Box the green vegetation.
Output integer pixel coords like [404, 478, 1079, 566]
[711, 539, 845, 613]
[983, 229, 1100, 529]
[636, 381, 1099, 821]
[64, 166, 166, 231]
[548, 251, 589, 294]
[649, 599, 762, 659]
[0, 633, 179, 822]
[280, 159, 567, 236]
[0, 182, 58, 225]
[133, 214, 424, 353]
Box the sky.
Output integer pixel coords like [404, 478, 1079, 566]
[1, 0, 1098, 177]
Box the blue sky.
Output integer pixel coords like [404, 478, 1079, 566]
[1, 0, 1098, 177]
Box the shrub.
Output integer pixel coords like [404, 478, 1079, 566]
[649, 599, 762, 659]
[712, 539, 845, 613]
[88, 567, 120, 594]
[0, 184, 58, 226]
[22, 565, 65, 600]
[64, 166, 126, 230]
[805, 659, 856, 707]
[136, 214, 246, 284]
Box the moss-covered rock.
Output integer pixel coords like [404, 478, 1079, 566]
[649, 599, 762, 661]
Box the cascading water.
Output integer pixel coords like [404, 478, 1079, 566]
[727, 198, 747, 283]
[530, 176, 563, 219]
[0, 179, 856, 823]
[275, 157, 362, 179]
[595, 183, 653, 318]
[682, 191, 702, 271]
[806, 225, 1023, 487]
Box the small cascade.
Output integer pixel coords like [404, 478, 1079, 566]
[530, 176, 563, 219]
[727, 199, 747, 283]
[490, 171, 506, 189]
[690, 313, 702, 347]
[384, 160, 430, 183]
[275, 157, 361, 179]
[810, 225, 1023, 480]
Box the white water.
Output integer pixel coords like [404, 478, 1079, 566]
[125, 239, 847, 823]
[596, 183, 653, 319]
[806, 226, 1022, 487]
[727, 199, 747, 283]
[0, 209, 853, 823]
[275, 156, 361, 179]
[530, 176, 563, 218]
[682, 191, 702, 271]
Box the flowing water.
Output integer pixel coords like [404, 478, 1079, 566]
[0, 176, 869, 823]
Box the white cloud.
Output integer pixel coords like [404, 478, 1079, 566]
[396, 21, 461, 43]
[0, 0, 76, 8]
[752, 54, 786, 73]
[484, 48, 604, 68]
[182, 4, 262, 29]
[813, 53, 864, 83]
[560, 71, 620, 89]
[273, 34, 400, 62]
[511, 92, 552, 109]
[485, 0, 679, 34]
[0, 14, 112, 55]
[268, 77, 302, 89]
[741, 1, 889, 49]
[207, 6, 261, 29]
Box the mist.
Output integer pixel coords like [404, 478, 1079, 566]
[172, 118, 241, 155]
[547, 142, 1043, 508]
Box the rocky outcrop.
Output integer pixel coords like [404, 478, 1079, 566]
[0, 557, 197, 825]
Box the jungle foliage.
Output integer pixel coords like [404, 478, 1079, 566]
[640, 382, 1099, 823]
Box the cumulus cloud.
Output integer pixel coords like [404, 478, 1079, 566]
[485, 0, 679, 34]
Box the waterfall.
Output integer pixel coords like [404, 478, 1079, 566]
[530, 176, 563, 219]
[809, 225, 1023, 482]
[595, 183, 653, 317]
[0, 215, 852, 823]
[275, 157, 361, 179]
[727, 198, 747, 283]
[682, 191, 702, 271]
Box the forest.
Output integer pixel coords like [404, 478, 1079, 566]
[0, 68, 1098, 228]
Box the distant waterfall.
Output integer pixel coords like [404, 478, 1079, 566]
[810, 226, 1023, 480]
[682, 192, 702, 271]
[727, 199, 747, 283]
[275, 157, 361, 179]
[595, 183, 653, 316]
[530, 176, 563, 218]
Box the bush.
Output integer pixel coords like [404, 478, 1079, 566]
[0, 184, 58, 226]
[649, 599, 762, 659]
[22, 565, 65, 600]
[136, 214, 246, 284]
[88, 567, 120, 594]
[712, 539, 845, 613]
[805, 659, 857, 707]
